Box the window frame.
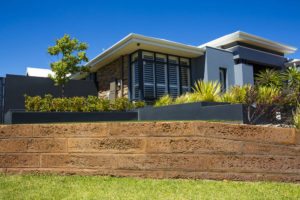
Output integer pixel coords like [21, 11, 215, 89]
[219, 67, 227, 93]
[130, 49, 191, 100]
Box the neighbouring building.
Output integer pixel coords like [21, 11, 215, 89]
[70, 31, 298, 101]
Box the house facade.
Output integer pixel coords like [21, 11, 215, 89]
[73, 31, 297, 101]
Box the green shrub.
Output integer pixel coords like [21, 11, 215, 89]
[133, 101, 146, 109]
[173, 93, 202, 104]
[293, 105, 300, 129]
[51, 97, 68, 112]
[24, 95, 141, 112]
[192, 80, 221, 102]
[220, 85, 251, 104]
[255, 69, 282, 88]
[97, 98, 111, 111]
[68, 97, 85, 112]
[111, 97, 134, 111]
[256, 86, 280, 104]
[154, 95, 173, 107]
[24, 95, 43, 112]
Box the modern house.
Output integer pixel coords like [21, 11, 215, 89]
[71, 31, 297, 101]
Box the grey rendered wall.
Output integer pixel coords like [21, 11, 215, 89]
[229, 46, 285, 67]
[234, 63, 254, 86]
[3, 75, 98, 115]
[204, 47, 235, 89]
[191, 55, 205, 84]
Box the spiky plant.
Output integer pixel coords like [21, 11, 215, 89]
[255, 69, 282, 88]
[220, 85, 251, 104]
[293, 105, 300, 129]
[256, 86, 280, 104]
[192, 80, 221, 102]
[282, 66, 300, 90]
[174, 93, 202, 104]
[154, 95, 173, 107]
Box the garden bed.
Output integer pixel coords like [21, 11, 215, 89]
[139, 102, 293, 125]
[4, 110, 138, 124]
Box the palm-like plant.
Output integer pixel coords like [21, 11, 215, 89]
[255, 69, 282, 88]
[256, 86, 280, 104]
[281, 66, 300, 90]
[192, 80, 221, 102]
[154, 95, 173, 107]
[221, 85, 251, 104]
[293, 104, 300, 129]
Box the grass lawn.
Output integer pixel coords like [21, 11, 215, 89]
[0, 174, 299, 200]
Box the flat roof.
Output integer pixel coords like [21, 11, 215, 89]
[72, 31, 297, 79]
[87, 34, 204, 70]
[198, 31, 297, 54]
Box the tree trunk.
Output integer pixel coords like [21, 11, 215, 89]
[61, 84, 65, 98]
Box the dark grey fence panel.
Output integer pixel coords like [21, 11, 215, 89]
[3, 75, 98, 116]
[0, 77, 4, 123]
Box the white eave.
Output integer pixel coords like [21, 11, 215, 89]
[198, 31, 297, 55]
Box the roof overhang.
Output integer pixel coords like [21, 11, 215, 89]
[198, 31, 297, 55]
[72, 34, 204, 80]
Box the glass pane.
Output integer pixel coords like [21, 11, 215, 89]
[131, 52, 138, 62]
[168, 64, 179, 98]
[131, 62, 140, 99]
[181, 67, 190, 93]
[219, 68, 227, 92]
[142, 51, 154, 60]
[168, 56, 179, 64]
[156, 63, 167, 98]
[143, 61, 155, 98]
[180, 58, 190, 66]
[156, 54, 167, 62]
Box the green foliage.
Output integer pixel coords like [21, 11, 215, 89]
[256, 86, 280, 104]
[220, 85, 251, 104]
[174, 93, 201, 104]
[24, 95, 143, 112]
[48, 34, 89, 96]
[51, 98, 69, 112]
[133, 101, 146, 109]
[24, 95, 42, 112]
[111, 97, 134, 111]
[1, 174, 300, 200]
[192, 80, 221, 102]
[293, 105, 300, 129]
[282, 66, 300, 90]
[154, 95, 173, 107]
[255, 69, 282, 88]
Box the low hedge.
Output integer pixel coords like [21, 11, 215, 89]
[24, 94, 145, 112]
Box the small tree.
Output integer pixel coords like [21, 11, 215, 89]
[48, 34, 89, 97]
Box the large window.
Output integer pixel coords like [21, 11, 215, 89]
[219, 68, 227, 93]
[131, 50, 191, 100]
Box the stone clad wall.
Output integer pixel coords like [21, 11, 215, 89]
[96, 56, 129, 98]
[0, 121, 299, 182]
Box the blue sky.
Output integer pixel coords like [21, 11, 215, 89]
[0, 0, 299, 77]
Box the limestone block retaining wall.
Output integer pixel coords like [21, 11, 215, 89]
[0, 122, 299, 182]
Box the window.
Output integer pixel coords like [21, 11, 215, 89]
[219, 68, 227, 92]
[131, 53, 139, 99]
[130, 51, 191, 100]
[180, 58, 190, 93]
[155, 54, 167, 98]
[168, 56, 179, 98]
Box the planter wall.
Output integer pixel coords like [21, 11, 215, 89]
[0, 121, 299, 182]
[138, 102, 245, 122]
[4, 110, 138, 124]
